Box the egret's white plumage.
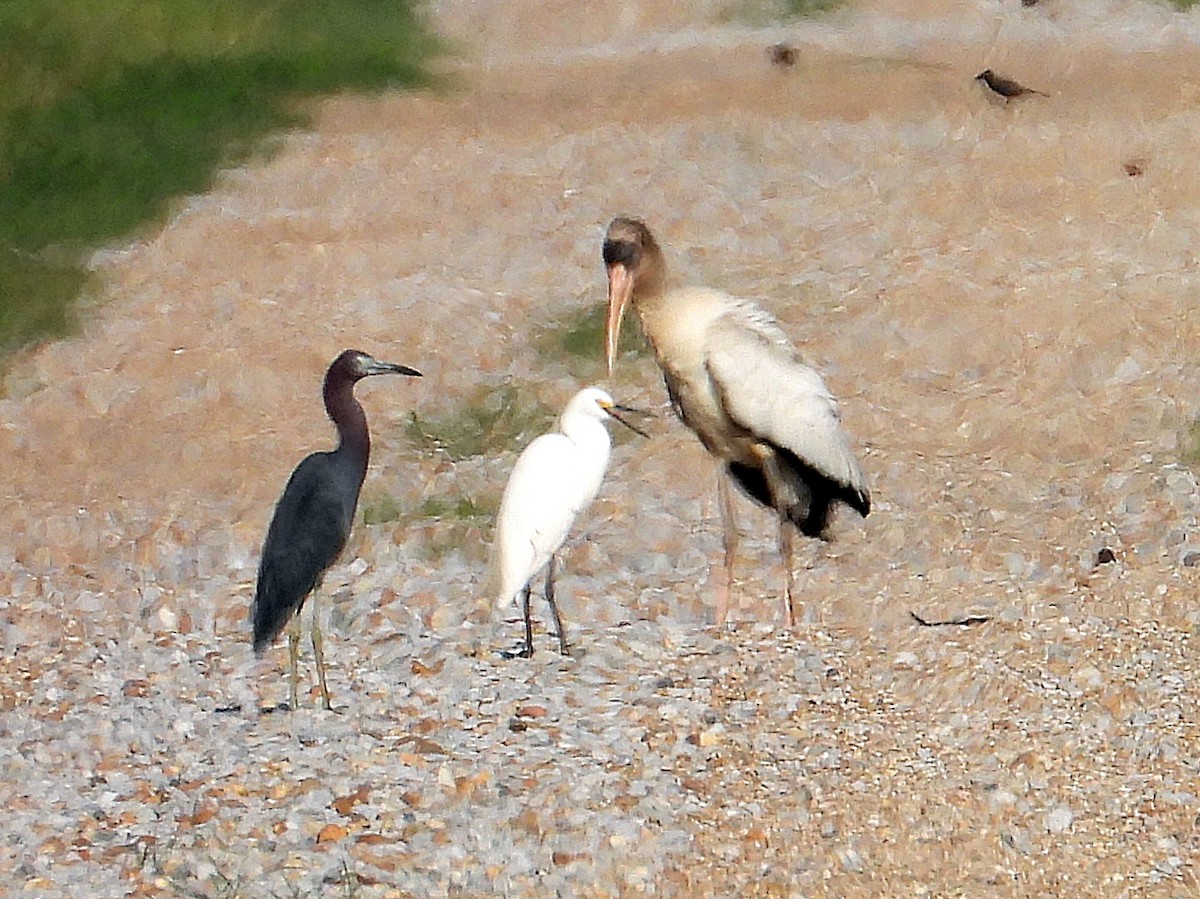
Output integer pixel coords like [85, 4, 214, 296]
[602, 217, 870, 626]
[491, 386, 637, 656]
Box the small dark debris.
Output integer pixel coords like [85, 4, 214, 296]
[1095, 547, 1117, 566]
[768, 43, 797, 68]
[213, 704, 243, 714]
[909, 610, 992, 627]
[1123, 160, 1146, 177]
[1183, 551, 1200, 568]
[651, 676, 676, 690]
[508, 718, 529, 733]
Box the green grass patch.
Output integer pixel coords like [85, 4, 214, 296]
[537, 303, 650, 378]
[361, 488, 497, 563]
[362, 491, 495, 526]
[780, 0, 843, 16]
[1181, 418, 1200, 473]
[0, 0, 438, 356]
[719, 0, 843, 24]
[414, 495, 495, 522]
[404, 384, 555, 462]
[361, 491, 406, 527]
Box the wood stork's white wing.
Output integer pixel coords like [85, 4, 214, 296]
[492, 432, 599, 607]
[704, 313, 866, 493]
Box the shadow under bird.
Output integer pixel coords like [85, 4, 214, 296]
[252, 349, 421, 710]
[491, 386, 648, 658]
[975, 68, 1048, 100]
[602, 217, 870, 627]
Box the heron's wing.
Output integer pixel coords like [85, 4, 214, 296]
[705, 314, 867, 495]
[254, 453, 356, 647]
[491, 433, 600, 606]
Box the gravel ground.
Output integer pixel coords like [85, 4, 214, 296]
[2, 0, 1200, 895]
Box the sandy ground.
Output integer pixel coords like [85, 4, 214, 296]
[2, 0, 1200, 895]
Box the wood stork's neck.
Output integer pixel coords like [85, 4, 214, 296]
[325, 376, 370, 476]
[632, 243, 669, 313]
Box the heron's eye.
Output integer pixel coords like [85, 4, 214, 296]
[603, 239, 638, 268]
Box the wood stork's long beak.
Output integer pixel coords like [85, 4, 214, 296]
[605, 263, 634, 375]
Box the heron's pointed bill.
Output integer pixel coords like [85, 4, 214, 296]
[366, 359, 422, 378]
[605, 263, 634, 375]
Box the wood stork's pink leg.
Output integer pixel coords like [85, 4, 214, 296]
[715, 467, 739, 626]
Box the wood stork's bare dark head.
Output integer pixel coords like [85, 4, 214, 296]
[603, 216, 665, 374]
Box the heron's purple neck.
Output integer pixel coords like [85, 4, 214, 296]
[324, 376, 370, 476]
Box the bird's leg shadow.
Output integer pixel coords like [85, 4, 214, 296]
[544, 554, 571, 657]
[499, 585, 536, 659]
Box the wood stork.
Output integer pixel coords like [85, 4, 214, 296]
[602, 217, 869, 626]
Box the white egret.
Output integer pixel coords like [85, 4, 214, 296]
[491, 386, 647, 657]
[602, 216, 870, 627]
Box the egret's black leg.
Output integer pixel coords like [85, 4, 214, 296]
[498, 584, 536, 660]
[545, 554, 569, 656]
[521, 584, 535, 658]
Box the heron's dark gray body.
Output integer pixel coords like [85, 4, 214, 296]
[253, 448, 363, 652]
[250, 349, 420, 709]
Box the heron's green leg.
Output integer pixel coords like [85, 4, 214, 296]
[310, 592, 332, 711]
[287, 612, 302, 711]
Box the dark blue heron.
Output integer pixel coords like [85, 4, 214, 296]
[252, 349, 421, 710]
